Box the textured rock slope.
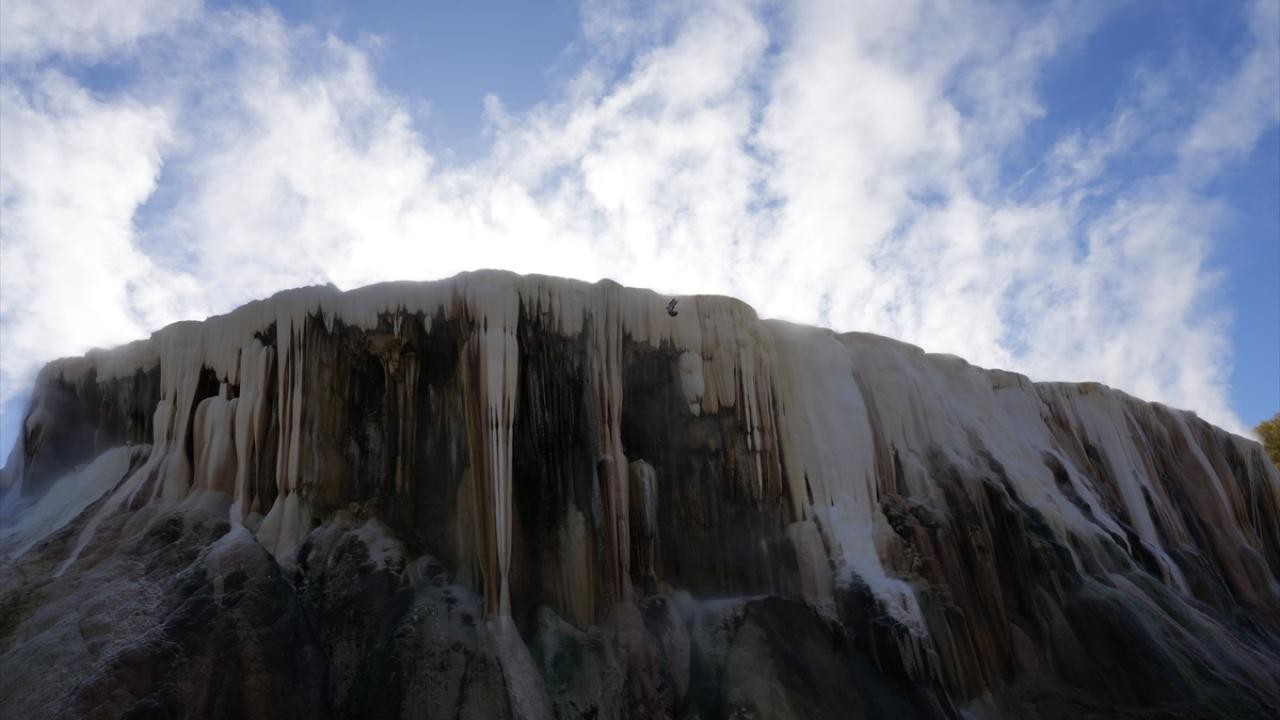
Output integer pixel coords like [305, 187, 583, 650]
[1, 270, 1278, 719]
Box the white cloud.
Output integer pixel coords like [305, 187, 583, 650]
[1179, 0, 1280, 175]
[0, 70, 202, 407]
[0, 0, 1276, 442]
[0, 0, 201, 64]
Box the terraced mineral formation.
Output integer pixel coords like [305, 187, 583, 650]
[1, 270, 1277, 719]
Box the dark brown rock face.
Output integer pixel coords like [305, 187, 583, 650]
[1, 271, 1278, 719]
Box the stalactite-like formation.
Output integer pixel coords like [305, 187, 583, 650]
[1, 270, 1278, 720]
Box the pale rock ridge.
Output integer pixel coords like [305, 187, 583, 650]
[1, 269, 1277, 719]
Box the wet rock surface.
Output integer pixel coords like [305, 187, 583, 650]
[1, 272, 1278, 719]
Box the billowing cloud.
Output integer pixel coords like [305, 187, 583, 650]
[0, 71, 201, 401]
[1, 0, 1276, 443]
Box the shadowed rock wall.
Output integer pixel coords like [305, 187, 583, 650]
[2, 271, 1277, 719]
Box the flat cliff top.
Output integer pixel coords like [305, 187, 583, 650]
[36, 269, 1232, 438]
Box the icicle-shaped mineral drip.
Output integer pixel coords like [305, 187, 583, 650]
[232, 341, 273, 525]
[557, 507, 595, 626]
[737, 339, 768, 501]
[395, 323, 419, 496]
[285, 321, 305, 495]
[462, 278, 521, 617]
[769, 322, 921, 627]
[628, 459, 658, 585]
[590, 281, 631, 605]
[1053, 392, 1191, 592]
[786, 519, 836, 619]
[192, 384, 238, 495]
[752, 344, 785, 499]
[157, 324, 205, 502]
[257, 316, 309, 559]
[677, 350, 705, 415]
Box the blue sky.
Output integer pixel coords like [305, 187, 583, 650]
[0, 0, 1277, 457]
[263, 0, 584, 158]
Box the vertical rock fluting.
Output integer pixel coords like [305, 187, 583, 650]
[1, 270, 1278, 719]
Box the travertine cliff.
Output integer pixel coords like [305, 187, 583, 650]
[1, 270, 1277, 719]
